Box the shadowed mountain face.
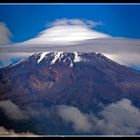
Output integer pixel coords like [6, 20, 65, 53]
[0, 52, 140, 135]
[1, 52, 140, 107]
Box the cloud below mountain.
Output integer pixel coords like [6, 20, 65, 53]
[0, 100, 28, 120]
[56, 99, 140, 135]
[57, 105, 92, 132]
[0, 126, 36, 136]
[92, 99, 140, 135]
[0, 98, 140, 135]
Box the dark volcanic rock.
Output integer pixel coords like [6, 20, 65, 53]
[0, 52, 140, 112]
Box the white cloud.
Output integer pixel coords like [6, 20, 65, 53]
[17, 18, 108, 46]
[103, 53, 140, 66]
[0, 126, 37, 136]
[0, 52, 32, 68]
[0, 22, 12, 45]
[0, 98, 140, 135]
[56, 99, 140, 135]
[48, 18, 102, 28]
[20, 26, 109, 45]
[57, 105, 92, 132]
[92, 99, 140, 135]
[0, 100, 28, 120]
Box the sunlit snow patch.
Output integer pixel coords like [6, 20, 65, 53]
[50, 52, 63, 64]
[73, 52, 82, 63]
[37, 52, 50, 63]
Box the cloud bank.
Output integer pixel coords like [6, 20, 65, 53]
[0, 98, 140, 135]
[93, 99, 140, 135]
[57, 99, 140, 135]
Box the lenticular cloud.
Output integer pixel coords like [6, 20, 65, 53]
[20, 21, 110, 45]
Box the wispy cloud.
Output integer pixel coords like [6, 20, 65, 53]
[93, 99, 140, 135]
[0, 126, 36, 136]
[0, 100, 28, 120]
[0, 98, 140, 135]
[48, 18, 103, 28]
[56, 99, 140, 135]
[0, 22, 12, 45]
[57, 105, 92, 132]
[0, 52, 31, 68]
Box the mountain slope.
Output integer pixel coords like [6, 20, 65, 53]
[0, 52, 140, 111]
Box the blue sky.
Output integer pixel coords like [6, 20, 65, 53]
[0, 4, 140, 42]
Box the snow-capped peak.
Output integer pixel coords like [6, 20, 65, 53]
[38, 52, 50, 63]
[73, 52, 82, 63]
[37, 52, 90, 67]
[50, 52, 64, 64]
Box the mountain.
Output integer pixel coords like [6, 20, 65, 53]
[0, 52, 140, 135]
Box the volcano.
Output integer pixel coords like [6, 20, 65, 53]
[0, 52, 140, 135]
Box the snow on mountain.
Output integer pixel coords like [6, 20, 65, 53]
[37, 52, 91, 68]
[68, 57, 73, 67]
[73, 52, 82, 63]
[37, 52, 50, 63]
[50, 52, 64, 64]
